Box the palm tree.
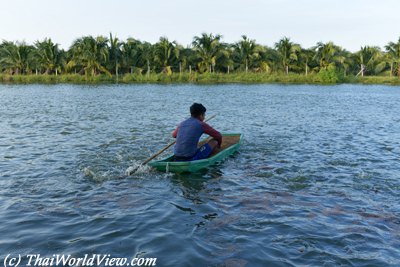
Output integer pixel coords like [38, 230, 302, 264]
[121, 38, 142, 74]
[298, 48, 315, 76]
[175, 46, 197, 73]
[373, 52, 387, 76]
[173, 44, 185, 74]
[192, 33, 223, 73]
[29, 50, 41, 75]
[216, 42, 234, 73]
[355, 46, 381, 76]
[385, 38, 400, 77]
[379, 53, 395, 77]
[274, 37, 301, 75]
[257, 46, 280, 73]
[34, 38, 64, 75]
[108, 33, 122, 78]
[68, 36, 110, 76]
[140, 42, 154, 76]
[313, 42, 339, 70]
[0, 41, 33, 74]
[233, 35, 259, 73]
[336, 49, 353, 77]
[154, 37, 177, 74]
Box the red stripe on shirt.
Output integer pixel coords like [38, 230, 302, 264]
[201, 122, 222, 146]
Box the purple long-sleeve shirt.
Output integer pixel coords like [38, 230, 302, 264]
[172, 117, 222, 157]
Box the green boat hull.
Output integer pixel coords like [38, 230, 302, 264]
[148, 133, 242, 173]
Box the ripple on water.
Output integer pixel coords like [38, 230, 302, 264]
[0, 84, 400, 266]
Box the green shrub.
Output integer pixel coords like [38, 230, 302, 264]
[317, 66, 343, 84]
[0, 72, 398, 85]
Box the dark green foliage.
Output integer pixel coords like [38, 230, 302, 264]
[1, 34, 400, 84]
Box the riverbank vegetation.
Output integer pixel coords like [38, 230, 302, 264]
[0, 34, 399, 84]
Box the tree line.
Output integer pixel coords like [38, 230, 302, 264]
[0, 33, 399, 78]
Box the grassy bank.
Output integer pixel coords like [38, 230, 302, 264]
[0, 73, 399, 85]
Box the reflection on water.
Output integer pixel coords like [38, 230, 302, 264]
[0, 84, 399, 266]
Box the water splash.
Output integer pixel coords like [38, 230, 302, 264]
[83, 166, 116, 182]
[125, 161, 152, 176]
[83, 167, 95, 178]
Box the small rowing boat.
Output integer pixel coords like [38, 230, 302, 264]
[148, 133, 242, 173]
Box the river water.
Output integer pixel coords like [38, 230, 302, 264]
[0, 84, 399, 266]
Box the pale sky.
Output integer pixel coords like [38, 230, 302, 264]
[0, 0, 399, 52]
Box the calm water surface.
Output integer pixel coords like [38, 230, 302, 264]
[0, 84, 399, 266]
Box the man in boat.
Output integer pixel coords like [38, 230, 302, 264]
[172, 103, 222, 161]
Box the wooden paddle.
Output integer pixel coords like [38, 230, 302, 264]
[126, 114, 217, 175]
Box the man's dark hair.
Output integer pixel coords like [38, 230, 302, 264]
[190, 103, 206, 117]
